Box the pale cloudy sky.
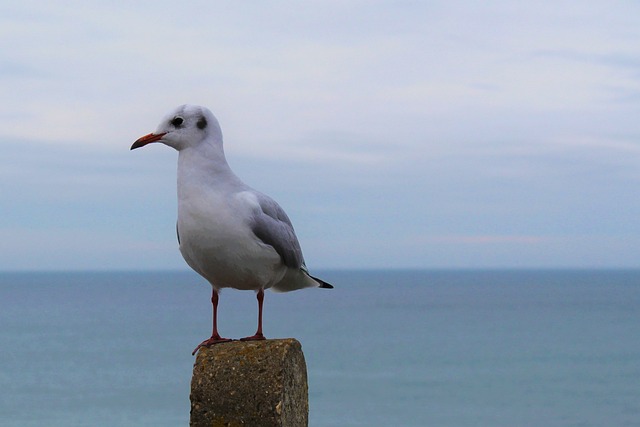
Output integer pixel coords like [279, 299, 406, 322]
[2, 1, 640, 270]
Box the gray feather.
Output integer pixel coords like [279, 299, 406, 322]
[250, 193, 304, 269]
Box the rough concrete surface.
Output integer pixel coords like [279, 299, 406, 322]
[190, 338, 308, 427]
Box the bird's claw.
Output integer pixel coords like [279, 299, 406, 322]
[192, 336, 233, 355]
[240, 333, 266, 341]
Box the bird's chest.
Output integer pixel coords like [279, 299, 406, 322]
[177, 192, 249, 257]
[176, 191, 282, 289]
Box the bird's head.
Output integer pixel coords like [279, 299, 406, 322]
[131, 104, 221, 151]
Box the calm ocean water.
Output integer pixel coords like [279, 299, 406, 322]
[0, 270, 639, 426]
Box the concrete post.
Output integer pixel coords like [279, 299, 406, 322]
[190, 338, 309, 427]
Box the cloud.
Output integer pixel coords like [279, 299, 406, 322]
[423, 235, 547, 245]
[2, 1, 640, 269]
[0, 226, 183, 271]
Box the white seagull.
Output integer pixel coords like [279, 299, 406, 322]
[131, 105, 333, 355]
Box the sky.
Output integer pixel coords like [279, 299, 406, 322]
[2, 1, 640, 270]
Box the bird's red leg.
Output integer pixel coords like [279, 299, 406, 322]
[192, 288, 232, 355]
[241, 288, 266, 341]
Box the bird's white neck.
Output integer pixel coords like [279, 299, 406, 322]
[176, 140, 241, 201]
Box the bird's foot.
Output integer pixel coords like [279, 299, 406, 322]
[192, 335, 233, 355]
[240, 332, 266, 341]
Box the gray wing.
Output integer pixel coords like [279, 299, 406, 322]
[250, 193, 305, 269]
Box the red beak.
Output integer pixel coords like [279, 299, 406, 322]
[131, 132, 166, 150]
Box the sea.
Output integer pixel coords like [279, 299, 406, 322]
[0, 270, 638, 427]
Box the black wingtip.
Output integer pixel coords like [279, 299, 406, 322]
[311, 275, 334, 289]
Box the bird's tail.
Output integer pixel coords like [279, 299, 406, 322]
[270, 267, 333, 292]
[310, 274, 334, 289]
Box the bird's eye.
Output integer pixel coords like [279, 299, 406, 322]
[171, 117, 184, 127]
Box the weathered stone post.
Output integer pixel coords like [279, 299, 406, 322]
[190, 338, 309, 427]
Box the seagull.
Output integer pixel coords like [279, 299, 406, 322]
[131, 105, 333, 355]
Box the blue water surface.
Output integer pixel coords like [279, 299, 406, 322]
[0, 270, 639, 426]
